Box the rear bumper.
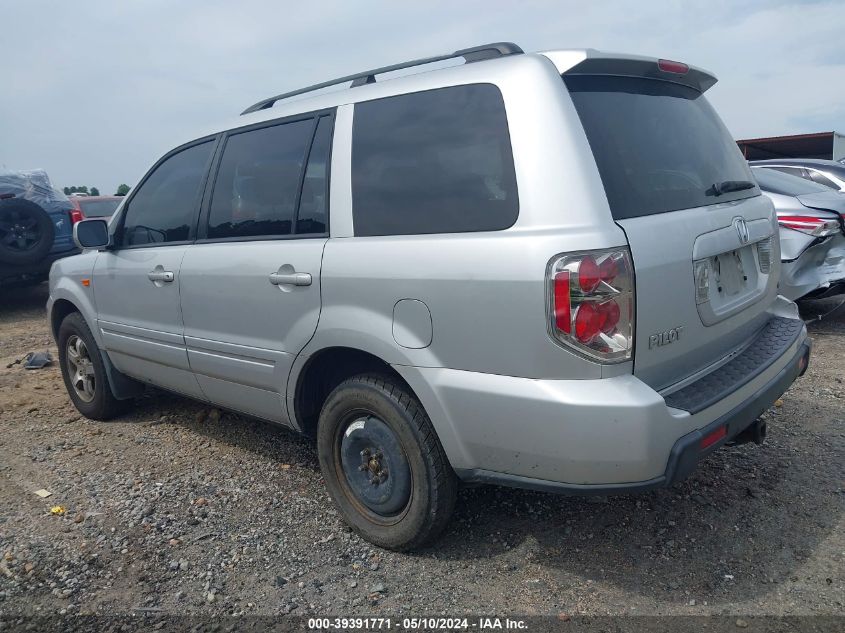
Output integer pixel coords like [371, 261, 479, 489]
[395, 315, 809, 493]
[457, 337, 810, 495]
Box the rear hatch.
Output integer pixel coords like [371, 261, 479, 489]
[563, 59, 778, 391]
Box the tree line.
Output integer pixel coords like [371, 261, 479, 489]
[63, 184, 131, 196]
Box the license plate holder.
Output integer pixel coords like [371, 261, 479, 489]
[714, 249, 746, 296]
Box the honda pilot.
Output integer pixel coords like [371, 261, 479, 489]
[49, 43, 811, 550]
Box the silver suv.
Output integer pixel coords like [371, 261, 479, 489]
[49, 43, 811, 550]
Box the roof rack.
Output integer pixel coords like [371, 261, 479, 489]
[240, 42, 523, 115]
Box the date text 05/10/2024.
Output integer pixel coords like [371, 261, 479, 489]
[307, 617, 528, 630]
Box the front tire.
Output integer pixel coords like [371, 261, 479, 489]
[317, 374, 457, 551]
[58, 312, 128, 420]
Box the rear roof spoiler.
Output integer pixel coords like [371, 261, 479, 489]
[561, 51, 717, 93]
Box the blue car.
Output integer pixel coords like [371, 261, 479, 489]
[0, 170, 79, 287]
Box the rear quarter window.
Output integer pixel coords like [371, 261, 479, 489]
[351, 84, 518, 236]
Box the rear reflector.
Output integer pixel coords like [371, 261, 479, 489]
[658, 59, 689, 74]
[798, 350, 809, 375]
[700, 425, 727, 450]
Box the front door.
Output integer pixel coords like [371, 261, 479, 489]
[94, 139, 216, 399]
[179, 113, 333, 423]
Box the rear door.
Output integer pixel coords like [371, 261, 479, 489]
[564, 71, 778, 391]
[93, 139, 216, 399]
[178, 113, 332, 424]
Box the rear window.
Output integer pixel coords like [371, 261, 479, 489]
[351, 84, 518, 236]
[564, 75, 757, 219]
[79, 199, 120, 217]
[752, 167, 833, 196]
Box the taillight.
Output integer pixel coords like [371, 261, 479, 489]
[69, 209, 84, 225]
[777, 214, 840, 237]
[547, 248, 634, 362]
[756, 236, 774, 274]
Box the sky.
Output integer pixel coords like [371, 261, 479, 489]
[1, 0, 844, 195]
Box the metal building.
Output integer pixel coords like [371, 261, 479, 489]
[737, 131, 845, 161]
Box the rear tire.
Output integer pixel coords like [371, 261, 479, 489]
[58, 312, 128, 420]
[0, 198, 54, 265]
[317, 374, 457, 551]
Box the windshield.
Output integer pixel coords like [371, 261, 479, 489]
[564, 75, 758, 219]
[79, 198, 121, 217]
[752, 167, 832, 196]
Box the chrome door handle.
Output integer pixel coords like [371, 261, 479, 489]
[269, 271, 312, 286]
[147, 270, 174, 283]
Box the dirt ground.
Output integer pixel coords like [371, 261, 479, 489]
[0, 283, 843, 619]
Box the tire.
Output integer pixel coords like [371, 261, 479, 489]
[57, 312, 129, 420]
[317, 374, 458, 551]
[0, 198, 55, 265]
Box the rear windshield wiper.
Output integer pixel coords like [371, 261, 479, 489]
[706, 180, 757, 197]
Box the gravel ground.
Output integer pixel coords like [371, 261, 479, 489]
[0, 284, 843, 618]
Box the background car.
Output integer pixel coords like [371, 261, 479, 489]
[0, 169, 79, 287]
[67, 195, 123, 221]
[752, 166, 845, 300]
[751, 158, 845, 192]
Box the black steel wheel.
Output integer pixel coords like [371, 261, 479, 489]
[317, 374, 457, 551]
[338, 413, 413, 518]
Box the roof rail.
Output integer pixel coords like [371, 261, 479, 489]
[240, 42, 523, 115]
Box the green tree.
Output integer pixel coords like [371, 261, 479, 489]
[116, 183, 131, 196]
[90, 187, 100, 196]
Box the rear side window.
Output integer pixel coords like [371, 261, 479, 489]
[351, 84, 518, 236]
[121, 141, 214, 246]
[208, 119, 314, 239]
[752, 167, 832, 195]
[565, 75, 757, 219]
[807, 169, 838, 189]
[770, 166, 809, 180]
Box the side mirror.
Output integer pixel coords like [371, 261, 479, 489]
[73, 218, 110, 250]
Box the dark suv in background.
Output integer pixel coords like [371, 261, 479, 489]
[0, 170, 79, 287]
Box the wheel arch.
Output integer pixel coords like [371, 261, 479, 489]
[291, 346, 419, 438]
[50, 298, 81, 341]
[50, 294, 143, 401]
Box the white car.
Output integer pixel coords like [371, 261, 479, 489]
[751, 159, 845, 192]
[753, 167, 845, 300]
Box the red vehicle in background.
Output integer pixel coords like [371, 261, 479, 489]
[67, 195, 122, 224]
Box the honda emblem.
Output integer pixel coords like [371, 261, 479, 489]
[733, 217, 750, 244]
